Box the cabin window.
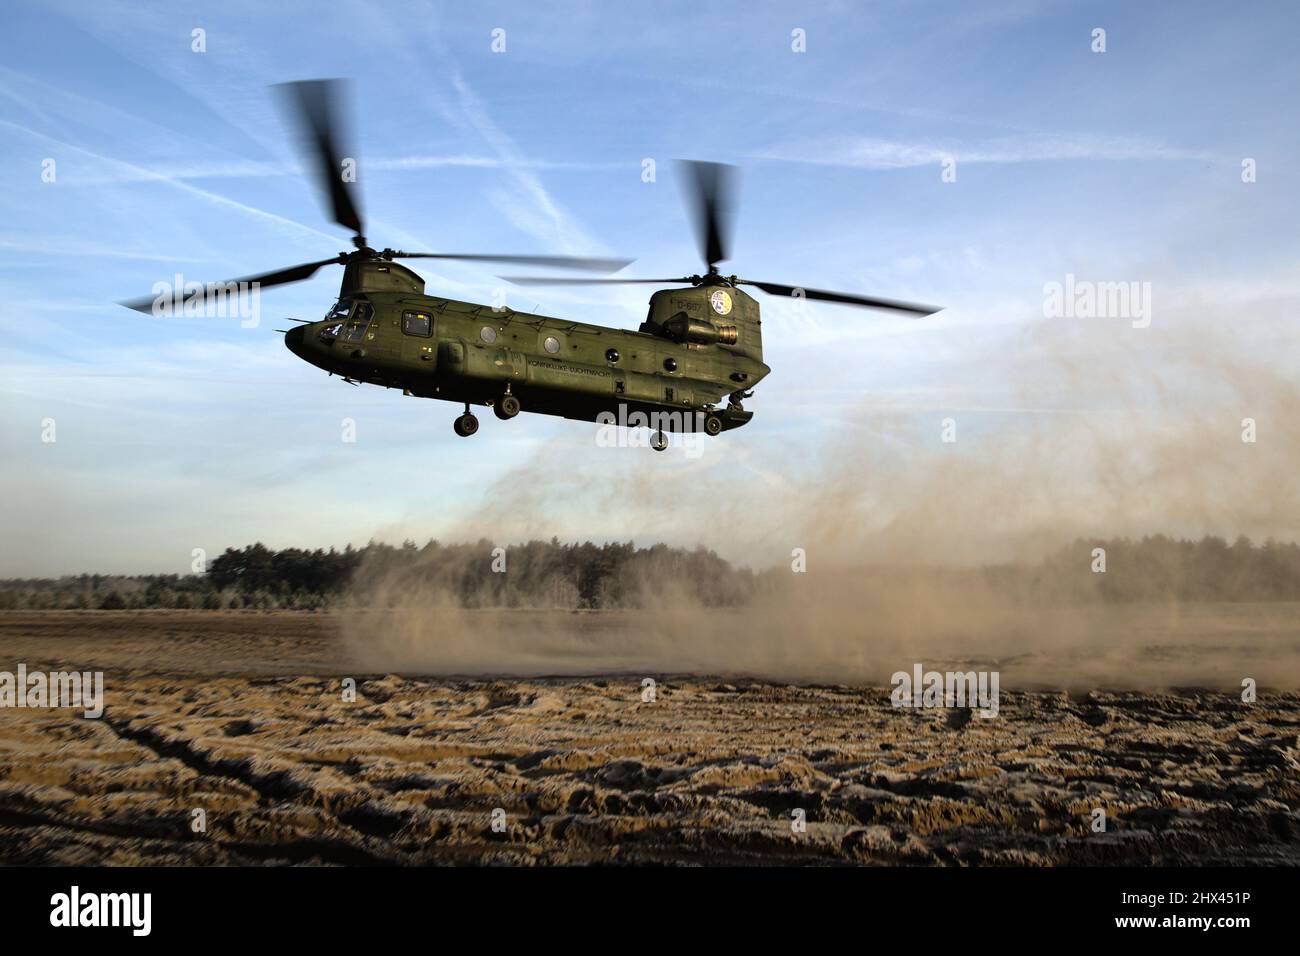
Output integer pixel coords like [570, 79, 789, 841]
[480, 326, 497, 344]
[663, 357, 678, 372]
[605, 348, 620, 364]
[402, 311, 432, 337]
[543, 336, 560, 354]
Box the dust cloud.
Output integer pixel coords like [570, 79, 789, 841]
[341, 304, 1300, 689]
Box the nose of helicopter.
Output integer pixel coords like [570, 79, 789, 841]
[283, 324, 306, 357]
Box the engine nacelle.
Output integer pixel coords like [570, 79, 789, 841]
[663, 312, 738, 345]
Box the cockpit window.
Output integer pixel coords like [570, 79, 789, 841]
[340, 303, 372, 342]
[319, 300, 372, 342]
[318, 300, 353, 341]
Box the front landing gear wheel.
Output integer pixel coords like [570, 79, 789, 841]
[650, 429, 668, 452]
[453, 413, 479, 437]
[494, 394, 520, 420]
[703, 413, 723, 437]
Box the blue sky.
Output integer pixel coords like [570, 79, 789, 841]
[2, 0, 1298, 575]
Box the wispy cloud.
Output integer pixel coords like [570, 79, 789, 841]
[57, 154, 623, 187]
[0, 118, 339, 245]
[443, 66, 608, 256]
[0, 235, 216, 262]
[758, 132, 1218, 170]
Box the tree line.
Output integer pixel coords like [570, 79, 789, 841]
[0, 539, 753, 611]
[2, 534, 1300, 611]
[990, 534, 1300, 603]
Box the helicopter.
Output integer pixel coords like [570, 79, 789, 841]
[122, 80, 941, 451]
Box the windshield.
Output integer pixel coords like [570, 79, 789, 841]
[319, 300, 372, 342]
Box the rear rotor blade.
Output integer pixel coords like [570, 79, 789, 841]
[679, 160, 735, 271]
[738, 278, 941, 315]
[393, 252, 634, 272]
[119, 256, 342, 314]
[498, 276, 694, 287]
[276, 79, 365, 239]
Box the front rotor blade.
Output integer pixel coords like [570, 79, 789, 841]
[497, 276, 694, 286]
[393, 253, 634, 272]
[738, 279, 941, 315]
[679, 160, 735, 270]
[276, 79, 364, 238]
[119, 256, 342, 314]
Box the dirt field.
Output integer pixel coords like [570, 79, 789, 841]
[0, 610, 1298, 865]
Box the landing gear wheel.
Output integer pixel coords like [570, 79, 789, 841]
[453, 413, 479, 437]
[494, 394, 520, 420]
[703, 413, 723, 437]
[650, 429, 668, 452]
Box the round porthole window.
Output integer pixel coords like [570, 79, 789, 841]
[480, 326, 497, 344]
[544, 336, 561, 354]
[663, 357, 678, 372]
[605, 347, 620, 364]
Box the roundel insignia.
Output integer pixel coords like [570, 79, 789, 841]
[710, 289, 732, 316]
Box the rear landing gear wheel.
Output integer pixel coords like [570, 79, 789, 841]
[494, 394, 520, 420]
[650, 429, 668, 452]
[453, 413, 479, 437]
[703, 413, 723, 437]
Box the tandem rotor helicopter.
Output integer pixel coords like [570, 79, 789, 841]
[122, 80, 941, 450]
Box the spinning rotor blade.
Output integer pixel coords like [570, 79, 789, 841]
[497, 159, 941, 316]
[276, 79, 365, 239]
[737, 278, 941, 315]
[117, 79, 641, 313]
[498, 275, 694, 286]
[393, 252, 633, 272]
[498, 273, 942, 315]
[679, 160, 735, 271]
[119, 255, 342, 313]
